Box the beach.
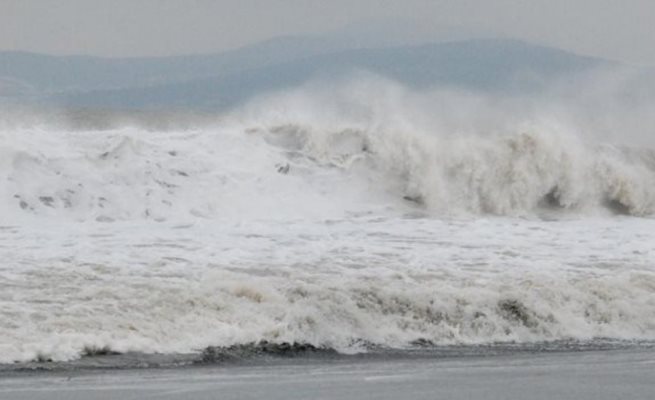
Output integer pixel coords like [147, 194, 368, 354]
[3, 347, 655, 400]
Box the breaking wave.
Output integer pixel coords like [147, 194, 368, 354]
[1, 110, 654, 221]
[1, 81, 655, 365]
[3, 257, 655, 364]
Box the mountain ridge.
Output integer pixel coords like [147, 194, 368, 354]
[1, 37, 641, 111]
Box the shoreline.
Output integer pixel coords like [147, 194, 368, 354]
[3, 339, 654, 375]
[2, 347, 654, 400]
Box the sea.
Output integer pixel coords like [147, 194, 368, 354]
[0, 85, 654, 398]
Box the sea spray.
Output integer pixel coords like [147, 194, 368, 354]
[1, 80, 654, 364]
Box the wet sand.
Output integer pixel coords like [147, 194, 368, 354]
[2, 348, 654, 400]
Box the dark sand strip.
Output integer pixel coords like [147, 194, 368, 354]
[2, 348, 654, 400]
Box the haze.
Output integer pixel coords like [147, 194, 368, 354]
[1, 0, 654, 65]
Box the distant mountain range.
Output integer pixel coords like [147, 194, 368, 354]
[0, 37, 649, 111]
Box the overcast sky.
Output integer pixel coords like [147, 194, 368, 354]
[2, 0, 654, 65]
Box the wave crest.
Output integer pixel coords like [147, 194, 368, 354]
[255, 122, 655, 216]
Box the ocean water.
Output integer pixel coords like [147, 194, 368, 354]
[1, 88, 655, 367]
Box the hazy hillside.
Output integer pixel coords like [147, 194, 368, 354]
[0, 35, 342, 96]
[0, 38, 635, 111]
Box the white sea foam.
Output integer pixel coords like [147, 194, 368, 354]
[1, 217, 654, 363]
[1, 83, 654, 363]
[2, 81, 654, 222]
[2, 125, 655, 222]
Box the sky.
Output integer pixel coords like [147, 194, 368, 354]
[1, 0, 654, 65]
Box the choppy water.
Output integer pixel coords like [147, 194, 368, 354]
[1, 86, 655, 365]
[2, 214, 654, 364]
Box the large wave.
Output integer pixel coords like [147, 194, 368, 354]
[3, 264, 655, 363]
[2, 80, 654, 220]
[1, 79, 655, 364]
